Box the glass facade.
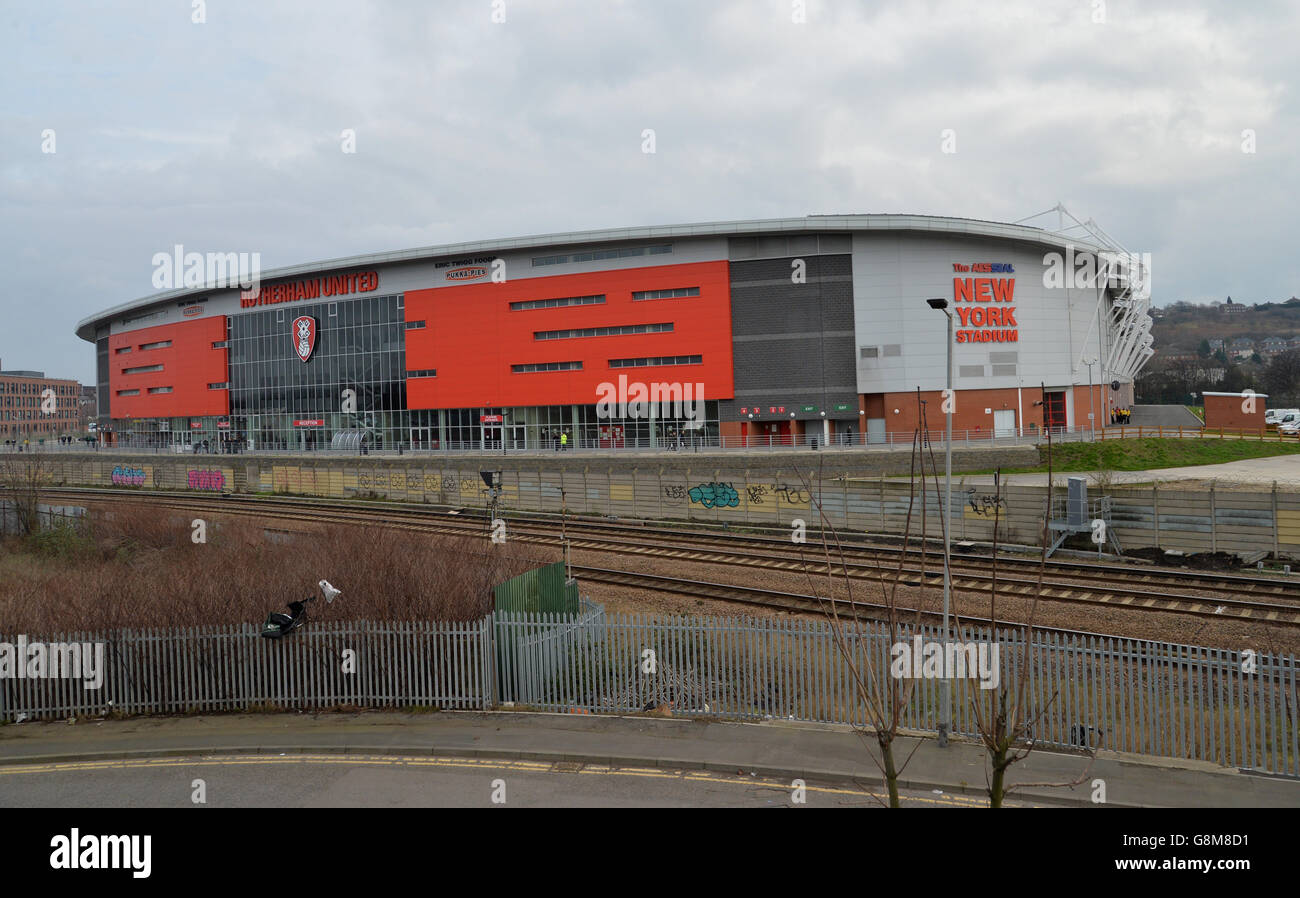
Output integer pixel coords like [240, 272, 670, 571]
[228, 293, 407, 450]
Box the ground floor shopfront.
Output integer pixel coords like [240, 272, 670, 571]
[102, 384, 1141, 451]
[106, 402, 722, 452]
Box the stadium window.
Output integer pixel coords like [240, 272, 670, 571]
[510, 294, 606, 311]
[631, 287, 700, 301]
[511, 361, 583, 373]
[530, 244, 672, 267]
[534, 322, 672, 340]
[608, 354, 702, 368]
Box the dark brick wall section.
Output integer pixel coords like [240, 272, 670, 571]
[724, 255, 857, 421]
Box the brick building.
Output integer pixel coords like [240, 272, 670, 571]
[1202, 391, 1267, 430]
[0, 363, 84, 443]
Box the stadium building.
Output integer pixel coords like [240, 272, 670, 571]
[75, 212, 1153, 451]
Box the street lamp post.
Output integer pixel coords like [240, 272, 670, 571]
[926, 297, 953, 748]
[1084, 358, 1097, 440]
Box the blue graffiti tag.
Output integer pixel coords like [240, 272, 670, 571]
[688, 481, 740, 509]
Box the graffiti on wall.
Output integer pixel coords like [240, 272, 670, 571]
[688, 482, 740, 508]
[351, 472, 496, 493]
[965, 487, 1006, 517]
[773, 484, 811, 504]
[187, 469, 226, 491]
[110, 466, 146, 486]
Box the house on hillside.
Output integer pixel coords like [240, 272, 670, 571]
[1208, 338, 1226, 352]
[1220, 296, 1248, 314]
[1284, 296, 1300, 306]
[1261, 336, 1289, 357]
[1230, 337, 1255, 359]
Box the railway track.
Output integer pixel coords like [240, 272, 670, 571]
[43, 487, 1300, 629]
[568, 566, 1180, 639]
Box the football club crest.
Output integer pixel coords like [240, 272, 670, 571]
[292, 315, 317, 362]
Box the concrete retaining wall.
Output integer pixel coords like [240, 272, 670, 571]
[15, 450, 1300, 558]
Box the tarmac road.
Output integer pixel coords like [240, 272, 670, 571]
[2, 711, 1293, 808]
[0, 753, 1006, 808]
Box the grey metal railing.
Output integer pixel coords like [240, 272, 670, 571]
[3, 612, 1295, 776]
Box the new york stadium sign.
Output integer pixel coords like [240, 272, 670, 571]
[952, 262, 1017, 344]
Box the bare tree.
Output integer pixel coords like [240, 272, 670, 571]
[957, 390, 1098, 807]
[787, 391, 943, 807]
[0, 452, 49, 536]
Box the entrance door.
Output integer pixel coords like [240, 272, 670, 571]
[505, 424, 525, 450]
[1044, 392, 1067, 432]
[993, 409, 1016, 437]
[866, 418, 886, 444]
[410, 427, 430, 450]
[762, 422, 791, 446]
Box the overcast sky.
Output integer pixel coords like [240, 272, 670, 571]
[3, 0, 1296, 383]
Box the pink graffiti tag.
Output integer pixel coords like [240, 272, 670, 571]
[187, 470, 226, 491]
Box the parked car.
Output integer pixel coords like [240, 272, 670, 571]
[1280, 419, 1300, 436]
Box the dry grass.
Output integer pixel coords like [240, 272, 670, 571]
[0, 503, 534, 634]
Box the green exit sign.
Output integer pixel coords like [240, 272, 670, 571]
[801, 405, 817, 413]
[833, 403, 852, 412]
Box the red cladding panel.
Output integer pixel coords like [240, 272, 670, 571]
[404, 260, 734, 409]
[109, 317, 229, 418]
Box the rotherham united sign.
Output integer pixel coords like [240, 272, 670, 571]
[240, 270, 378, 308]
[292, 316, 318, 362]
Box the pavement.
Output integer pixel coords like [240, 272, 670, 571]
[949, 452, 1300, 488]
[2, 710, 1296, 808]
[0, 751, 996, 808]
[1128, 405, 1205, 427]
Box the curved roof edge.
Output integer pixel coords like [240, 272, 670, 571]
[75, 213, 1110, 342]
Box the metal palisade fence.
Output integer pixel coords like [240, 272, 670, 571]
[0, 620, 494, 720]
[1, 612, 1296, 777]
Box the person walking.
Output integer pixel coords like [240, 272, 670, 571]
[560, 431, 569, 451]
